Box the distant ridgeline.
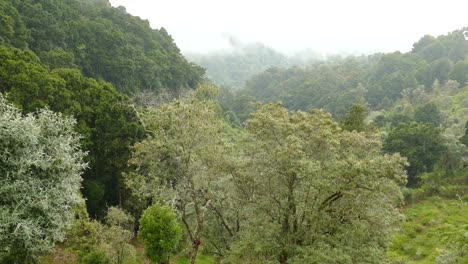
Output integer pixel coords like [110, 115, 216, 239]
[0, 0, 204, 94]
[187, 42, 324, 90]
[0, 0, 205, 217]
[220, 28, 468, 119]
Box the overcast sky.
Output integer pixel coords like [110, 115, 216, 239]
[109, 0, 467, 55]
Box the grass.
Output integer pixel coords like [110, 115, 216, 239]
[388, 197, 468, 263]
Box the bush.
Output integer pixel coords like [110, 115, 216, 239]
[80, 251, 111, 264]
[139, 204, 182, 263]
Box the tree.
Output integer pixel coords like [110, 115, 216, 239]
[7, 0, 204, 94]
[460, 121, 468, 147]
[0, 95, 86, 262]
[412, 35, 436, 53]
[449, 60, 468, 87]
[414, 103, 442, 127]
[430, 58, 452, 84]
[224, 103, 407, 263]
[139, 204, 182, 264]
[384, 122, 446, 186]
[127, 84, 231, 264]
[341, 104, 367, 132]
[100, 207, 136, 264]
[80, 251, 111, 264]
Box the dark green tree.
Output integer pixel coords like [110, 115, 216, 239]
[412, 35, 436, 53]
[341, 104, 367, 132]
[460, 121, 468, 147]
[449, 60, 468, 87]
[430, 58, 452, 84]
[414, 103, 442, 127]
[0, 0, 29, 48]
[384, 122, 446, 186]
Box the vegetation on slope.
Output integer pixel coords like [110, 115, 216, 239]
[389, 197, 467, 263]
[1, 0, 467, 262]
[2, 0, 204, 94]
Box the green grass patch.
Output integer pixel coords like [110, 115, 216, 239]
[389, 197, 468, 263]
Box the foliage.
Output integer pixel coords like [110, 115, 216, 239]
[224, 103, 407, 263]
[0, 45, 146, 217]
[220, 28, 468, 122]
[384, 122, 446, 186]
[127, 84, 231, 264]
[80, 251, 111, 264]
[461, 122, 468, 146]
[0, 95, 86, 263]
[1, 0, 204, 94]
[401, 168, 467, 205]
[139, 204, 182, 264]
[0, 0, 29, 48]
[341, 104, 368, 132]
[171, 254, 216, 264]
[100, 207, 136, 264]
[65, 205, 137, 264]
[414, 103, 442, 127]
[64, 200, 102, 258]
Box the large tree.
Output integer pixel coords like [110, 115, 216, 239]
[0, 95, 86, 262]
[126, 84, 233, 264]
[224, 103, 407, 263]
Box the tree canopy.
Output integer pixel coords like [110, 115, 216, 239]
[1, 0, 204, 94]
[0, 45, 145, 217]
[139, 204, 182, 264]
[0, 95, 86, 262]
[126, 95, 408, 263]
[384, 122, 446, 186]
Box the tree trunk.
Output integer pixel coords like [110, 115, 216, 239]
[189, 188, 204, 264]
[189, 239, 201, 264]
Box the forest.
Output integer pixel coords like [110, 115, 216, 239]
[0, 0, 467, 263]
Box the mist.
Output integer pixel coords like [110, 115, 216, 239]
[109, 0, 467, 56]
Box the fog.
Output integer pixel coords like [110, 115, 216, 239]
[109, 0, 467, 55]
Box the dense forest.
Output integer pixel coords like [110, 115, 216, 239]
[0, 0, 467, 264]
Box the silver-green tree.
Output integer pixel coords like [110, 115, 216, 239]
[0, 95, 86, 262]
[126, 84, 233, 264]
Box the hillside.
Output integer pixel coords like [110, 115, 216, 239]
[0, 0, 208, 218]
[1, 0, 204, 94]
[1, 1, 468, 263]
[221, 29, 468, 119]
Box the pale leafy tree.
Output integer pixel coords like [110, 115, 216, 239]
[65, 204, 137, 263]
[100, 207, 136, 264]
[223, 103, 408, 264]
[0, 95, 86, 263]
[127, 84, 232, 264]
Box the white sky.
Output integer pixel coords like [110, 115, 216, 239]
[109, 0, 468, 55]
